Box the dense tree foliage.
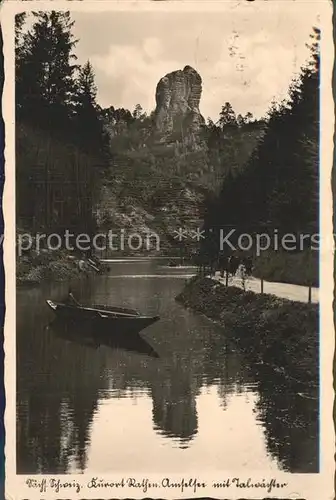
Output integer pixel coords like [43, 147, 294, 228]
[95, 99, 264, 256]
[200, 28, 320, 270]
[73, 60, 107, 154]
[16, 12, 79, 134]
[16, 12, 106, 235]
[16, 11, 318, 271]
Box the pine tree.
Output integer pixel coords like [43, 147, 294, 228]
[218, 102, 237, 129]
[76, 60, 97, 104]
[133, 103, 145, 120]
[244, 112, 254, 123]
[73, 60, 105, 153]
[16, 11, 79, 134]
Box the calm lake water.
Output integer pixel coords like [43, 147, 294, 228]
[16, 260, 318, 474]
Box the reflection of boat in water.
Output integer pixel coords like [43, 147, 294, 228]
[47, 317, 160, 358]
[46, 293, 160, 334]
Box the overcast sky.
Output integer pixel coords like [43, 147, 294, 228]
[66, 4, 318, 120]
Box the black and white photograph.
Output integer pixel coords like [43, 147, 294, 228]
[2, 1, 334, 498]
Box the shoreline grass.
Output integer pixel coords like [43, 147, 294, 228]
[176, 276, 319, 389]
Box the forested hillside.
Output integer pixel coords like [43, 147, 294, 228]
[15, 11, 318, 276]
[16, 11, 264, 257]
[200, 28, 320, 285]
[96, 104, 265, 254]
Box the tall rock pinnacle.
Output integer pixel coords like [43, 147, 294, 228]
[153, 65, 204, 141]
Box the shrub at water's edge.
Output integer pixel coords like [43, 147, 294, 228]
[176, 276, 319, 387]
[16, 250, 92, 286]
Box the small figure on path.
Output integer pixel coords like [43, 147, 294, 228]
[78, 253, 88, 274]
[228, 254, 240, 276]
[243, 256, 253, 276]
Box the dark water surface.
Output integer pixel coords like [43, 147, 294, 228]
[16, 260, 318, 474]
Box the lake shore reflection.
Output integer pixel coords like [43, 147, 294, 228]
[16, 260, 318, 474]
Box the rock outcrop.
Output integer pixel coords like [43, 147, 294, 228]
[154, 65, 204, 142]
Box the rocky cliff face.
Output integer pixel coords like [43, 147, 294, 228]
[154, 65, 204, 142]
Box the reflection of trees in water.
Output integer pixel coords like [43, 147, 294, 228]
[151, 380, 198, 447]
[88, 273, 231, 447]
[252, 366, 319, 473]
[103, 330, 244, 447]
[107, 364, 200, 448]
[149, 330, 318, 472]
[18, 276, 246, 472]
[103, 349, 201, 448]
[201, 333, 250, 410]
[17, 274, 318, 474]
[202, 318, 319, 474]
[194, 322, 319, 473]
[17, 390, 99, 473]
[16, 289, 106, 473]
[151, 359, 199, 446]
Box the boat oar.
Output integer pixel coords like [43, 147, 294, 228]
[88, 259, 100, 273]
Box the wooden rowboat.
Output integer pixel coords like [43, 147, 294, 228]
[46, 293, 160, 333]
